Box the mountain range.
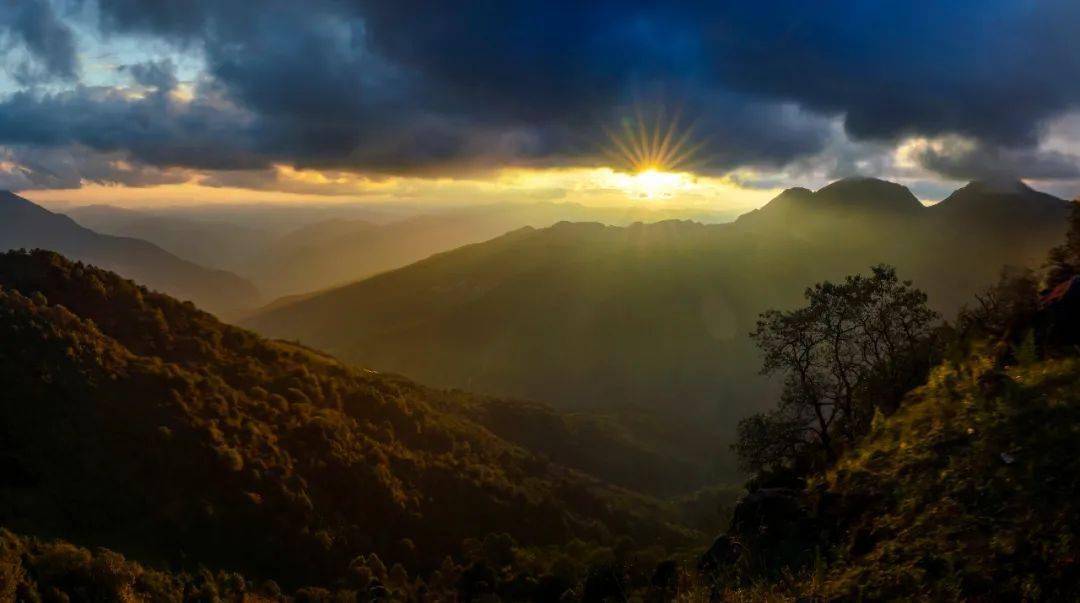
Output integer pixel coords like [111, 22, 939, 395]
[0, 192, 259, 315]
[243, 178, 1070, 469]
[64, 201, 739, 299]
[64, 204, 274, 275]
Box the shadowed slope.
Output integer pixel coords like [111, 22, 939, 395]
[0, 192, 259, 315]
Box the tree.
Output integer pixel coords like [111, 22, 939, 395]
[1047, 200, 1080, 288]
[737, 265, 938, 473]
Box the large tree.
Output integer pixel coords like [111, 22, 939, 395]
[737, 265, 938, 473]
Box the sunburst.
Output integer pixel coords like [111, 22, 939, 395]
[601, 105, 709, 174]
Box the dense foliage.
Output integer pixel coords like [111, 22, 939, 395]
[739, 265, 940, 473]
[818, 350, 1080, 599]
[0, 250, 699, 596]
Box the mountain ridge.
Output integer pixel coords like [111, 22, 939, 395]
[0, 191, 260, 315]
[242, 178, 1072, 478]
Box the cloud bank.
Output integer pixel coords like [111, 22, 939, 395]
[2, 1, 1080, 191]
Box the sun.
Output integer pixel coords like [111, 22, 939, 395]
[603, 166, 693, 200]
[599, 104, 709, 199]
[632, 168, 683, 199]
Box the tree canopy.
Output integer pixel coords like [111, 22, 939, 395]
[738, 265, 939, 473]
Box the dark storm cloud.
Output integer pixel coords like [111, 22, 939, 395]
[0, 144, 189, 190]
[698, 0, 1080, 147]
[910, 140, 1080, 181]
[77, 0, 842, 174]
[0, 83, 264, 170]
[123, 59, 178, 92]
[0, 0, 79, 84]
[3, 0, 1080, 184]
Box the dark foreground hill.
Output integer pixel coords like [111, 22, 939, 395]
[244, 178, 1069, 460]
[0, 250, 700, 594]
[0, 192, 259, 315]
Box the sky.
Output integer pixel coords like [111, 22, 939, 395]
[2, 1, 1080, 209]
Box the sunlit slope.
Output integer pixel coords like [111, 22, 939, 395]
[819, 352, 1080, 599]
[245, 179, 1068, 433]
[0, 250, 697, 589]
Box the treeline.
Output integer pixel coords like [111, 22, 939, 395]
[0, 528, 689, 601]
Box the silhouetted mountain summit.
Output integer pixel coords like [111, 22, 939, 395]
[1, 190, 50, 214]
[0, 191, 259, 314]
[813, 177, 924, 212]
[738, 177, 923, 229]
[930, 178, 1067, 221]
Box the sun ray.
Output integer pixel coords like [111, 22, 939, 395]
[620, 119, 648, 170]
[654, 109, 681, 169]
[600, 104, 705, 176]
[603, 124, 641, 170]
[634, 105, 652, 168]
[596, 104, 713, 200]
[666, 135, 710, 171]
[649, 111, 663, 168]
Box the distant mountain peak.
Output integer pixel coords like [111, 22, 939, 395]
[1, 190, 33, 204]
[930, 178, 1066, 219]
[813, 177, 922, 210]
[0, 190, 259, 314]
[774, 186, 813, 200]
[745, 178, 921, 223]
[0, 190, 55, 218]
[965, 178, 1033, 195]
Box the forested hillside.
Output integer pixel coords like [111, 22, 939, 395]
[0, 250, 705, 598]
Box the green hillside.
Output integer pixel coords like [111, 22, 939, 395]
[0, 250, 702, 594]
[816, 351, 1080, 599]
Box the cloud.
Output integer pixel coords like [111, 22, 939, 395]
[0, 0, 79, 84]
[123, 59, 178, 92]
[84, 0, 840, 175]
[1, 0, 1080, 189]
[904, 136, 1080, 181]
[0, 144, 190, 190]
[0, 81, 265, 171]
[700, 0, 1080, 147]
